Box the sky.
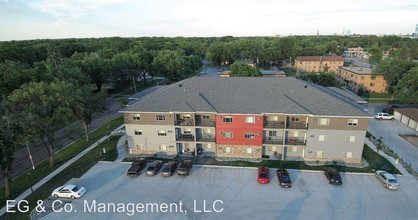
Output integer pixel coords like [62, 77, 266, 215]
[0, 0, 418, 41]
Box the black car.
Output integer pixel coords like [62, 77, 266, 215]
[161, 161, 178, 177]
[324, 167, 342, 185]
[126, 159, 146, 177]
[177, 160, 192, 176]
[276, 169, 292, 188]
[146, 160, 163, 176]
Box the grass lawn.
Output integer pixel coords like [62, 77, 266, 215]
[0, 116, 124, 209]
[197, 144, 399, 174]
[282, 67, 297, 77]
[2, 136, 120, 220]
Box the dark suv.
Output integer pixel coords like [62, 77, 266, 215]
[177, 160, 192, 176]
[276, 169, 292, 188]
[324, 167, 342, 185]
[126, 159, 146, 177]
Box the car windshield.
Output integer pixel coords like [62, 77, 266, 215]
[388, 179, 398, 183]
[148, 166, 155, 170]
[259, 173, 268, 178]
[72, 186, 80, 191]
[162, 166, 171, 171]
[281, 176, 290, 182]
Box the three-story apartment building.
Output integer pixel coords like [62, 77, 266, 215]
[121, 77, 370, 163]
[295, 56, 344, 73]
[336, 66, 387, 93]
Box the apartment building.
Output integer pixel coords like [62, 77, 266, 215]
[121, 77, 370, 163]
[336, 67, 387, 93]
[294, 56, 344, 73]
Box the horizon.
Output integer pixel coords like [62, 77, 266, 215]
[1, 0, 417, 41]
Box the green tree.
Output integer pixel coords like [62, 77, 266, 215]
[229, 62, 262, 77]
[393, 67, 418, 104]
[368, 45, 383, 64]
[0, 101, 23, 198]
[206, 42, 235, 66]
[0, 61, 33, 96]
[7, 81, 74, 167]
[375, 58, 416, 93]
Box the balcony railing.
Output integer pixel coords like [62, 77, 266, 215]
[264, 121, 285, 129]
[176, 118, 194, 126]
[286, 122, 308, 129]
[176, 134, 195, 141]
[263, 137, 284, 145]
[195, 119, 215, 127]
[196, 135, 215, 142]
[285, 137, 306, 145]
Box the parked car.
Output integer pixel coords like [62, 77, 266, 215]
[258, 166, 270, 184]
[276, 169, 292, 188]
[177, 160, 192, 176]
[324, 167, 342, 185]
[374, 112, 395, 120]
[375, 170, 400, 190]
[126, 159, 146, 177]
[161, 161, 178, 177]
[386, 105, 399, 111]
[52, 184, 86, 199]
[146, 160, 163, 176]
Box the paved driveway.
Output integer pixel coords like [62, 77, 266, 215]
[41, 163, 418, 220]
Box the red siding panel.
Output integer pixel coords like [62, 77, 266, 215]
[215, 114, 264, 146]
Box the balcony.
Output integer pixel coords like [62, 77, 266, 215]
[264, 121, 285, 129]
[175, 118, 194, 126]
[196, 135, 215, 142]
[286, 122, 308, 129]
[263, 137, 284, 145]
[285, 137, 306, 145]
[176, 134, 195, 142]
[195, 119, 215, 127]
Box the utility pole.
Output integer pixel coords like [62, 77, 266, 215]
[26, 144, 35, 170]
[132, 76, 138, 94]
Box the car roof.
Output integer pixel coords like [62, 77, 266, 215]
[382, 173, 396, 179]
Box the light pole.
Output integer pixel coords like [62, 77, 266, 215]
[26, 144, 35, 170]
[27, 173, 33, 193]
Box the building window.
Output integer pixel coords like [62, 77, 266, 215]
[203, 128, 211, 134]
[268, 131, 277, 136]
[343, 152, 353, 159]
[223, 132, 233, 138]
[370, 83, 375, 87]
[184, 128, 192, 134]
[315, 151, 325, 157]
[202, 115, 210, 120]
[158, 130, 167, 136]
[269, 116, 278, 121]
[245, 116, 255, 123]
[290, 117, 300, 122]
[223, 116, 233, 123]
[317, 135, 327, 142]
[182, 114, 191, 119]
[139, 144, 145, 150]
[132, 114, 140, 120]
[156, 115, 166, 121]
[267, 146, 277, 151]
[224, 147, 232, 153]
[345, 136, 355, 143]
[318, 118, 330, 126]
[159, 145, 167, 151]
[205, 143, 212, 149]
[348, 119, 358, 126]
[246, 148, 253, 154]
[244, 133, 255, 139]
[290, 147, 298, 152]
[134, 130, 142, 135]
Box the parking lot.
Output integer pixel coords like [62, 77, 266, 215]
[41, 162, 418, 220]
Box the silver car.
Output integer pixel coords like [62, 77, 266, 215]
[375, 170, 400, 190]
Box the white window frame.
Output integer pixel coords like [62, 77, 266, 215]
[268, 131, 277, 136]
[315, 150, 325, 157]
[156, 115, 166, 121]
[205, 143, 212, 149]
[223, 116, 233, 123]
[202, 115, 210, 120]
[246, 148, 253, 154]
[159, 145, 167, 151]
[158, 130, 167, 136]
[317, 135, 327, 142]
[183, 128, 192, 134]
[244, 132, 255, 139]
[182, 114, 191, 119]
[132, 114, 140, 121]
[134, 130, 142, 136]
[223, 132, 233, 138]
[345, 136, 356, 143]
[290, 147, 298, 152]
[291, 117, 300, 122]
[245, 116, 255, 124]
[318, 118, 330, 126]
[224, 147, 232, 153]
[343, 152, 353, 159]
[348, 119, 358, 126]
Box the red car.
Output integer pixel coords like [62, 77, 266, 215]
[258, 166, 270, 184]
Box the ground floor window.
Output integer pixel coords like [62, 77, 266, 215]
[224, 147, 232, 153]
[246, 148, 253, 154]
[345, 136, 355, 143]
[343, 152, 353, 159]
[205, 143, 212, 149]
[267, 146, 277, 151]
[159, 145, 167, 151]
[134, 130, 142, 135]
[290, 147, 298, 152]
[315, 150, 325, 157]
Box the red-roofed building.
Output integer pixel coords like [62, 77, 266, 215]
[295, 56, 344, 73]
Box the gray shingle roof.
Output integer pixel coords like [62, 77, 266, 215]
[121, 77, 369, 117]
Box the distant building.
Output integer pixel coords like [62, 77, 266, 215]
[295, 56, 344, 73]
[346, 47, 369, 59]
[336, 67, 387, 93]
[219, 70, 286, 77]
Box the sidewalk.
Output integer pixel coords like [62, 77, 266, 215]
[0, 125, 125, 217]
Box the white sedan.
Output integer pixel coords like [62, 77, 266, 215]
[374, 112, 395, 120]
[375, 170, 400, 190]
[52, 184, 87, 198]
